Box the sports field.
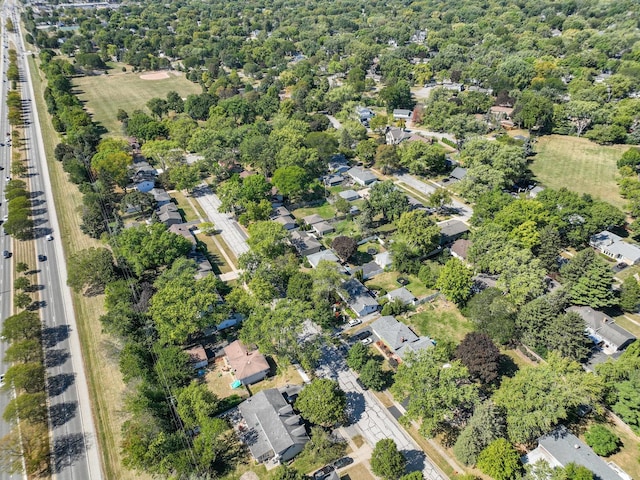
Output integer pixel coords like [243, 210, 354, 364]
[530, 134, 628, 209]
[72, 69, 202, 135]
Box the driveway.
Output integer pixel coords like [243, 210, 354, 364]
[191, 184, 250, 259]
[395, 173, 473, 222]
[316, 345, 447, 480]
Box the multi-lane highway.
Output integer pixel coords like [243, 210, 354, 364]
[0, 11, 21, 480]
[0, 2, 103, 478]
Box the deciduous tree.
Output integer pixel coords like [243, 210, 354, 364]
[477, 438, 521, 480]
[371, 439, 406, 480]
[396, 210, 441, 253]
[453, 401, 506, 466]
[67, 247, 116, 294]
[296, 379, 347, 427]
[436, 258, 473, 305]
[455, 332, 501, 385]
[331, 236, 358, 261]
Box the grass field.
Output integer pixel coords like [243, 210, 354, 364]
[72, 69, 202, 135]
[407, 300, 474, 343]
[531, 135, 628, 209]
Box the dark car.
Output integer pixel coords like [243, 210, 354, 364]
[38, 254, 46, 262]
[332, 457, 354, 470]
[3, 250, 10, 258]
[613, 262, 628, 273]
[353, 330, 372, 341]
[313, 465, 336, 480]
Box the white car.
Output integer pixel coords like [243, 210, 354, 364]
[360, 337, 373, 346]
[347, 319, 361, 327]
[46, 234, 53, 241]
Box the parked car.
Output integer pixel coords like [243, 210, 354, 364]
[313, 465, 336, 480]
[353, 330, 371, 341]
[361, 337, 373, 345]
[347, 318, 361, 327]
[332, 457, 354, 470]
[2, 250, 10, 258]
[0, 374, 4, 386]
[46, 234, 53, 241]
[38, 254, 46, 262]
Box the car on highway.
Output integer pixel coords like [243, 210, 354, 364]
[38, 254, 46, 262]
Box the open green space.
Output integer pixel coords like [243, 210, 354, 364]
[530, 135, 628, 209]
[406, 300, 474, 343]
[292, 202, 337, 220]
[366, 271, 431, 298]
[72, 70, 202, 135]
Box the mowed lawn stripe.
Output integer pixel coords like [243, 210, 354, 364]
[530, 134, 628, 209]
[72, 69, 202, 135]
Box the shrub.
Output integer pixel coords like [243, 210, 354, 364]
[584, 425, 619, 456]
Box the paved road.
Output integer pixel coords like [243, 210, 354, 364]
[7, 3, 103, 479]
[395, 173, 473, 222]
[191, 184, 249, 259]
[0, 14, 23, 480]
[316, 345, 447, 480]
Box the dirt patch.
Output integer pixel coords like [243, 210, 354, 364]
[139, 71, 170, 80]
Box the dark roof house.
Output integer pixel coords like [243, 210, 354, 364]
[371, 316, 435, 359]
[568, 306, 636, 354]
[438, 219, 469, 244]
[238, 389, 310, 464]
[290, 230, 322, 257]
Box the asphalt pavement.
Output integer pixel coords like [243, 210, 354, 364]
[3, 3, 103, 478]
[315, 344, 447, 480]
[0, 13, 22, 480]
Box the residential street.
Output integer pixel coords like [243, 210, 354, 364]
[191, 184, 249, 259]
[316, 345, 447, 480]
[395, 173, 473, 222]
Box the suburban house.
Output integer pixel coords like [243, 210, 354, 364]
[340, 278, 379, 317]
[135, 180, 155, 193]
[273, 215, 298, 231]
[385, 287, 417, 306]
[312, 220, 335, 237]
[150, 187, 171, 207]
[238, 388, 310, 464]
[324, 174, 344, 187]
[290, 230, 322, 257]
[568, 306, 636, 354]
[450, 239, 472, 262]
[216, 312, 245, 331]
[392, 108, 413, 120]
[438, 219, 469, 245]
[590, 230, 640, 265]
[169, 223, 197, 252]
[339, 189, 360, 201]
[385, 127, 411, 145]
[306, 249, 341, 269]
[156, 203, 182, 226]
[347, 166, 378, 186]
[489, 106, 515, 128]
[190, 252, 213, 280]
[449, 167, 468, 182]
[302, 213, 325, 226]
[184, 345, 209, 370]
[356, 105, 376, 122]
[358, 261, 384, 280]
[523, 426, 631, 480]
[223, 340, 271, 385]
[371, 316, 435, 360]
[375, 251, 393, 269]
[271, 206, 292, 218]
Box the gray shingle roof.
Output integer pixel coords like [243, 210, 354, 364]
[371, 316, 418, 350]
[341, 278, 378, 314]
[238, 389, 309, 461]
[386, 287, 416, 305]
[347, 167, 378, 185]
[568, 306, 636, 351]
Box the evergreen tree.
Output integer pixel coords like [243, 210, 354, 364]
[569, 257, 616, 308]
[620, 276, 640, 312]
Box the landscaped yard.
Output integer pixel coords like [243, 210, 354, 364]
[292, 202, 336, 220]
[406, 299, 474, 343]
[365, 271, 431, 297]
[530, 135, 628, 209]
[72, 69, 202, 135]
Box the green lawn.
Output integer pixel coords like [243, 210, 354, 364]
[72, 70, 202, 135]
[365, 271, 431, 297]
[531, 135, 628, 209]
[407, 301, 474, 343]
[292, 202, 336, 220]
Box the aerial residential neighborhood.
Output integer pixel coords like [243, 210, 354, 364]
[1, 0, 640, 480]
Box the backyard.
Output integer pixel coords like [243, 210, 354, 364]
[530, 135, 628, 209]
[406, 300, 474, 343]
[72, 68, 202, 134]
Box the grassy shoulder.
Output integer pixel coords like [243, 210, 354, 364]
[29, 56, 149, 480]
[530, 135, 628, 209]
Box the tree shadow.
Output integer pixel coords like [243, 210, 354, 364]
[26, 299, 47, 311]
[497, 353, 519, 379]
[344, 391, 365, 424]
[51, 433, 86, 473]
[47, 372, 76, 397]
[402, 449, 426, 475]
[49, 402, 78, 427]
[45, 349, 70, 368]
[43, 325, 70, 348]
